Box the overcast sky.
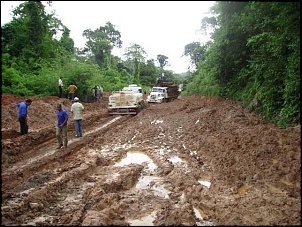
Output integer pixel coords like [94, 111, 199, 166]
[1, 1, 215, 73]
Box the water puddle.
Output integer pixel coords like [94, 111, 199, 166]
[168, 156, 183, 164]
[168, 156, 189, 173]
[198, 180, 211, 188]
[136, 176, 163, 189]
[113, 150, 213, 224]
[194, 206, 214, 226]
[151, 119, 163, 124]
[194, 206, 206, 220]
[114, 151, 157, 171]
[136, 175, 170, 198]
[128, 211, 157, 226]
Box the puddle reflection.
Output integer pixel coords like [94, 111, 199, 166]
[136, 176, 163, 189]
[113, 150, 213, 225]
[168, 156, 184, 164]
[128, 211, 156, 226]
[114, 151, 157, 171]
[136, 176, 170, 199]
[198, 180, 211, 188]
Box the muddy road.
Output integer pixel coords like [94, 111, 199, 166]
[1, 93, 301, 226]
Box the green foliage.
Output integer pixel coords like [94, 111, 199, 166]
[184, 42, 209, 69]
[102, 69, 129, 92]
[241, 2, 300, 126]
[1, 1, 68, 72]
[1, 1, 184, 105]
[187, 1, 300, 127]
[2, 65, 32, 96]
[2, 1, 299, 128]
[183, 64, 220, 96]
[82, 21, 122, 68]
[139, 59, 160, 88]
[277, 39, 300, 127]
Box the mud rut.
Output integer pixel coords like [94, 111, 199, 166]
[1, 110, 210, 226]
[1, 95, 300, 226]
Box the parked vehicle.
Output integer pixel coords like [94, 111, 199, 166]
[108, 84, 145, 115]
[146, 80, 180, 103]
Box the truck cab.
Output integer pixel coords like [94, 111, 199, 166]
[108, 84, 145, 115]
[146, 87, 168, 103]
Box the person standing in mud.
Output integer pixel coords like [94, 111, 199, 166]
[58, 77, 63, 98]
[56, 103, 69, 149]
[71, 97, 84, 137]
[161, 72, 166, 81]
[92, 85, 99, 102]
[83, 89, 88, 103]
[17, 99, 32, 135]
[99, 85, 103, 101]
[68, 82, 77, 100]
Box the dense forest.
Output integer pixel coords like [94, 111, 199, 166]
[1, 1, 300, 127]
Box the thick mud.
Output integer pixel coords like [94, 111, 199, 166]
[1, 93, 300, 226]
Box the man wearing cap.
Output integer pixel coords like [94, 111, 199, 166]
[17, 99, 32, 135]
[71, 97, 84, 137]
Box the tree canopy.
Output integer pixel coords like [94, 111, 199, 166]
[2, 1, 299, 127]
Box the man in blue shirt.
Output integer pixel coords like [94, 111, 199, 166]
[56, 103, 69, 149]
[17, 99, 32, 135]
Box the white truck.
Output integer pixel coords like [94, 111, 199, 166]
[146, 80, 180, 103]
[108, 84, 145, 115]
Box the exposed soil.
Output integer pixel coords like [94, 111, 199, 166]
[1, 93, 301, 226]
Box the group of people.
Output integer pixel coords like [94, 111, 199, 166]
[92, 85, 103, 102]
[55, 96, 84, 148]
[16, 76, 104, 149]
[17, 96, 85, 150]
[58, 77, 103, 103]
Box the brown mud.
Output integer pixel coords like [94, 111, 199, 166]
[1, 93, 300, 226]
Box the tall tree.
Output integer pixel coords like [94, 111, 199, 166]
[139, 59, 159, 87]
[82, 21, 122, 68]
[59, 26, 75, 54]
[187, 1, 300, 126]
[1, 1, 71, 71]
[156, 54, 168, 69]
[123, 43, 147, 84]
[184, 42, 209, 70]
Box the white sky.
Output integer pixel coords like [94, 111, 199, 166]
[1, 1, 215, 73]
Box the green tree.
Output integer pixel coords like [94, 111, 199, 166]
[156, 54, 168, 68]
[123, 43, 147, 84]
[184, 42, 209, 70]
[189, 1, 300, 126]
[1, 1, 72, 72]
[59, 26, 75, 54]
[139, 59, 159, 88]
[82, 21, 122, 68]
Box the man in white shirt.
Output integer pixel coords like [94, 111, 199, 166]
[71, 97, 84, 137]
[58, 77, 63, 98]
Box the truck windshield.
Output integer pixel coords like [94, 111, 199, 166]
[152, 88, 164, 93]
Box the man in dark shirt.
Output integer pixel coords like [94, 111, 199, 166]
[17, 99, 32, 135]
